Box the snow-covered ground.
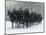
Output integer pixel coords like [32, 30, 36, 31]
[6, 20, 44, 34]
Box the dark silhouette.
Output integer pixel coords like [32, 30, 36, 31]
[8, 8, 42, 28]
[24, 8, 28, 28]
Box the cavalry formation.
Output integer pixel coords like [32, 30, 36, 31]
[8, 8, 42, 28]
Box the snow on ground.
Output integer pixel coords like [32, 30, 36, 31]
[6, 20, 44, 34]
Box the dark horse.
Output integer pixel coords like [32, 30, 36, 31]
[8, 8, 42, 28]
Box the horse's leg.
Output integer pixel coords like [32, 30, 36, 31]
[36, 22, 37, 25]
[26, 23, 28, 28]
[12, 22, 14, 28]
[36, 22, 38, 25]
[18, 22, 20, 28]
[32, 23, 33, 26]
[15, 21, 18, 28]
[23, 22, 24, 28]
[16, 21, 18, 28]
[17, 22, 19, 28]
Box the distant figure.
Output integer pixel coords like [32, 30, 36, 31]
[18, 8, 24, 28]
[24, 8, 30, 28]
[12, 8, 16, 12]
[8, 10, 11, 16]
[8, 10, 14, 28]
